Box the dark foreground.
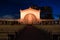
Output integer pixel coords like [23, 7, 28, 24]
[15, 25, 51, 40]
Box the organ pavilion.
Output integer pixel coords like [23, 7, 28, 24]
[0, 6, 60, 25]
[0, 6, 60, 40]
[19, 7, 41, 24]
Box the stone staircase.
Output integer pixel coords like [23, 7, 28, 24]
[0, 24, 60, 40]
[0, 33, 8, 40]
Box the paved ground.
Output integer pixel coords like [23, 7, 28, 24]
[15, 25, 52, 40]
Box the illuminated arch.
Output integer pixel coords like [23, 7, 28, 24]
[23, 13, 38, 24]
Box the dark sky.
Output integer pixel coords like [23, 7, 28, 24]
[0, 0, 60, 19]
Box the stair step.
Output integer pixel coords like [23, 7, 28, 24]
[0, 38, 8, 40]
[0, 33, 8, 40]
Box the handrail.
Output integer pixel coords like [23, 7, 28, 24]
[0, 19, 59, 25]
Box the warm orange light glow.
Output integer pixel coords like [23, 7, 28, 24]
[20, 7, 40, 20]
[19, 7, 41, 24]
[23, 13, 38, 24]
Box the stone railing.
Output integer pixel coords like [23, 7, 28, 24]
[39, 19, 60, 25]
[0, 19, 60, 25]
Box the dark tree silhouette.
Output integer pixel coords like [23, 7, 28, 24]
[30, 5, 40, 10]
[40, 6, 53, 19]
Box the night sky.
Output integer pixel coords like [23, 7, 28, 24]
[0, 0, 60, 19]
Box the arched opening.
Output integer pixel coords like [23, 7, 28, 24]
[23, 13, 38, 24]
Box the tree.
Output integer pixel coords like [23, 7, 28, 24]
[40, 6, 53, 19]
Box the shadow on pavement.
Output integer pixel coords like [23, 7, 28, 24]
[15, 25, 52, 40]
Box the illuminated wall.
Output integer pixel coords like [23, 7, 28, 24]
[19, 7, 41, 24]
[20, 7, 40, 20]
